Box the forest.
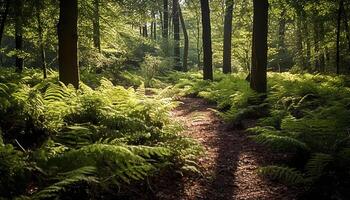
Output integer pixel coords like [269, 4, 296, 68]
[0, 0, 350, 199]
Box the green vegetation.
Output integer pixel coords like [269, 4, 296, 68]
[1, 0, 350, 199]
[174, 72, 350, 199]
[0, 69, 201, 199]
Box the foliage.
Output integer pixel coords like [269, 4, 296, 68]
[0, 69, 201, 199]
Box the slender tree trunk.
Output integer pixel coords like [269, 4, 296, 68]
[143, 23, 148, 37]
[250, 0, 268, 93]
[58, 0, 79, 88]
[336, 0, 343, 74]
[222, 0, 234, 74]
[93, 0, 101, 52]
[343, 6, 350, 51]
[35, 1, 47, 79]
[277, 7, 286, 72]
[296, 11, 305, 70]
[15, 0, 24, 73]
[173, 0, 181, 70]
[303, 17, 311, 69]
[152, 12, 157, 40]
[163, 0, 169, 39]
[139, 26, 142, 36]
[313, 18, 320, 72]
[200, 0, 213, 80]
[319, 22, 325, 72]
[179, 4, 188, 72]
[0, 0, 9, 47]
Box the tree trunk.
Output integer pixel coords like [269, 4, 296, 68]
[15, 0, 24, 73]
[163, 0, 169, 39]
[152, 12, 157, 40]
[173, 0, 181, 70]
[58, 0, 79, 88]
[179, 4, 188, 72]
[222, 0, 234, 74]
[92, 0, 101, 52]
[336, 0, 343, 74]
[296, 11, 305, 70]
[313, 19, 320, 72]
[250, 0, 268, 93]
[277, 7, 286, 72]
[200, 0, 213, 80]
[0, 0, 9, 47]
[143, 23, 148, 37]
[343, 5, 350, 52]
[35, 0, 47, 79]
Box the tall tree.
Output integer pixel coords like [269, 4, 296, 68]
[200, 0, 213, 80]
[35, 0, 47, 79]
[250, 0, 268, 93]
[336, 0, 343, 74]
[15, 0, 24, 73]
[58, 0, 79, 88]
[93, 0, 101, 52]
[163, 0, 169, 39]
[0, 0, 9, 47]
[178, 3, 188, 72]
[222, 0, 234, 74]
[173, 0, 181, 70]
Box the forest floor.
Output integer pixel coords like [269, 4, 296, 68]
[154, 97, 298, 200]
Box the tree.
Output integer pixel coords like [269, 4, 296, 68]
[35, 0, 47, 79]
[93, 0, 101, 52]
[58, 0, 79, 88]
[222, 0, 234, 74]
[15, 0, 24, 73]
[200, 0, 213, 80]
[250, 0, 268, 93]
[173, 0, 181, 70]
[0, 0, 9, 47]
[336, 0, 343, 74]
[179, 3, 188, 72]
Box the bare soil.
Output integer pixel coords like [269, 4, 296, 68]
[154, 97, 298, 200]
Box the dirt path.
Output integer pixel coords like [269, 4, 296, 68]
[155, 97, 297, 200]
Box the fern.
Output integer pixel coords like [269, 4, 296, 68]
[258, 166, 305, 185]
[252, 133, 310, 153]
[34, 166, 98, 199]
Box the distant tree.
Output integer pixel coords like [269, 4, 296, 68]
[58, 0, 79, 88]
[93, 0, 101, 52]
[15, 0, 24, 73]
[222, 0, 234, 74]
[178, 3, 188, 72]
[200, 0, 213, 80]
[173, 0, 181, 70]
[250, 0, 268, 93]
[35, 0, 47, 79]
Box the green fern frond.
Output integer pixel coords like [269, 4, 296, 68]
[252, 133, 309, 153]
[305, 153, 333, 179]
[34, 166, 98, 199]
[258, 165, 305, 185]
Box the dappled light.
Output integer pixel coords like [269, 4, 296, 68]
[1, 0, 350, 199]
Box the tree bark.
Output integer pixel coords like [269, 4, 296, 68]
[336, 0, 343, 74]
[58, 0, 79, 88]
[0, 0, 9, 47]
[222, 0, 234, 74]
[173, 0, 181, 70]
[15, 0, 24, 73]
[296, 10, 305, 70]
[343, 5, 350, 52]
[250, 0, 268, 93]
[179, 4, 188, 72]
[35, 0, 47, 79]
[200, 0, 213, 80]
[343, 6, 350, 52]
[277, 7, 286, 72]
[93, 0, 101, 52]
[163, 0, 169, 39]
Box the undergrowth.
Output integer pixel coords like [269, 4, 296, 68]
[173, 71, 350, 199]
[0, 69, 201, 199]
